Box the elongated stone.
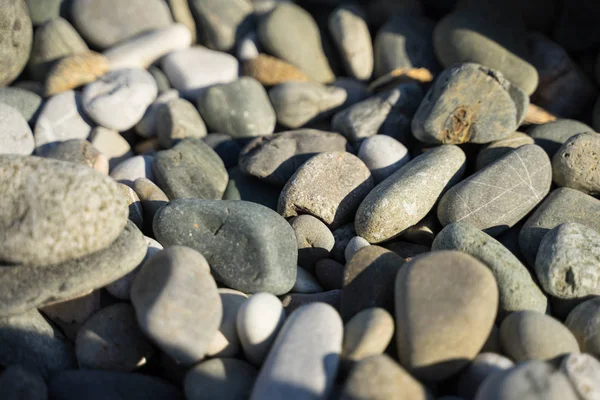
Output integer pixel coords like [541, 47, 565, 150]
[566, 297, 600, 357]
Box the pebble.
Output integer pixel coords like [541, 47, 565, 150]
[344, 236, 370, 262]
[0, 0, 33, 86]
[385, 241, 430, 260]
[156, 98, 207, 148]
[0, 87, 42, 123]
[166, 0, 197, 43]
[207, 289, 248, 358]
[197, 77, 276, 138]
[399, 211, 440, 246]
[203, 133, 243, 168]
[438, 144, 551, 236]
[475, 131, 535, 170]
[290, 214, 335, 269]
[26, 0, 62, 26]
[45, 52, 109, 96]
[258, 2, 335, 83]
[71, 0, 173, 49]
[528, 119, 594, 157]
[82, 68, 158, 131]
[281, 289, 342, 315]
[565, 297, 600, 357]
[116, 183, 144, 229]
[34, 90, 94, 156]
[154, 199, 297, 295]
[355, 145, 466, 243]
[45, 139, 109, 174]
[133, 178, 169, 230]
[250, 303, 343, 400]
[269, 81, 347, 129]
[149, 65, 172, 94]
[152, 138, 228, 200]
[135, 89, 180, 138]
[358, 135, 410, 182]
[89, 127, 133, 171]
[224, 166, 281, 210]
[412, 63, 528, 144]
[110, 155, 154, 187]
[0, 365, 48, 400]
[315, 259, 345, 290]
[131, 246, 222, 365]
[239, 129, 348, 186]
[40, 290, 101, 340]
[331, 223, 357, 262]
[395, 251, 498, 381]
[76, 303, 154, 371]
[432, 223, 548, 320]
[243, 53, 310, 86]
[553, 132, 600, 195]
[161, 47, 239, 99]
[104, 24, 192, 70]
[499, 311, 579, 361]
[0, 103, 34, 155]
[291, 267, 323, 294]
[184, 358, 258, 400]
[237, 31, 260, 62]
[342, 308, 394, 362]
[456, 353, 514, 400]
[561, 353, 600, 400]
[332, 77, 370, 107]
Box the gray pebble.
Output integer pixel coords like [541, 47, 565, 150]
[88, 127, 133, 171]
[26, 0, 61, 26]
[135, 89, 180, 138]
[148, 65, 171, 94]
[0, 87, 42, 124]
[291, 267, 323, 294]
[342, 308, 394, 362]
[457, 353, 514, 400]
[358, 134, 410, 182]
[0, 365, 48, 400]
[561, 353, 600, 400]
[185, 358, 257, 400]
[0, 103, 34, 155]
[189, 0, 252, 52]
[566, 297, 600, 357]
[0, 0, 33, 86]
[476, 131, 534, 171]
[528, 119, 594, 157]
[291, 214, 335, 268]
[110, 155, 154, 188]
[157, 98, 207, 148]
[344, 236, 370, 262]
[553, 132, 600, 195]
[44, 139, 108, 174]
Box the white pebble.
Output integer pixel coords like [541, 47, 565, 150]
[0, 104, 34, 155]
[358, 135, 410, 182]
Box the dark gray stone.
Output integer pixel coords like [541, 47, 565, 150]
[552, 133, 600, 195]
[331, 223, 356, 263]
[0, 87, 42, 124]
[528, 119, 594, 157]
[223, 166, 280, 210]
[315, 258, 344, 290]
[0, 1, 33, 86]
[184, 358, 257, 400]
[203, 133, 243, 169]
[291, 214, 335, 269]
[44, 139, 106, 172]
[0, 365, 48, 400]
[156, 98, 207, 149]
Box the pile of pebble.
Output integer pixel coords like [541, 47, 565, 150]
[1, 0, 600, 399]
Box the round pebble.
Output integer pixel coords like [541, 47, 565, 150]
[135, 89, 180, 138]
[357, 135, 410, 183]
[184, 358, 257, 400]
[290, 214, 335, 269]
[0, 0, 33, 86]
[110, 155, 154, 187]
[88, 127, 133, 171]
[156, 98, 207, 148]
[207, 289, 248, 358]
[189, 0, 252, 52]
[342, 308, 394, 362]
[528, 119, 594, 157]
[0, 86, 42, 123]
[344, 236, 370, 262]
[553, 132, 600, 195]
[0, 103, 34, 155]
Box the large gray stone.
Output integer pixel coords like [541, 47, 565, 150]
[475, 131, 534, 171]
[552, 132, 600, 195]
[0, 0, 33, 86]
[566, 297, 600, 357]
[527, 119, 594, 157]
[0, 87, 42, 123]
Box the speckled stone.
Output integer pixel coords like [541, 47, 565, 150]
[45, 52, 109, 96]
[89, 127, 133, 171]
[0, 103, 34, 155]
[40, 290, 101, 340]
[291, 215, 335, 269]
[528, 119, 594, 157]
[476, 131, 535, 170]
[561, 353, 600, 400]
[185, 358, 258, 400]
[44, 139, 108, 174]
[156, 98, 207, 148]
[342, 308, 394, 362]
[0, 0, 33, 86]
[357, 135, 410, 182]
[0, 365, 48, 400]
[110, 155, 154, 187]
[243, 53, 310, 86]
[565, 297, 600, 357]
[207, 289, 248, 358]
[552, 133, 600, 195]
[456, 353, 514, 400]
[0, 87, 42, 124]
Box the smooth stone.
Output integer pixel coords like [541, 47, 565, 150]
[331, 223, 357, 263]
[154, 199, 297, 295]
[291, 267, 323, 294]
[207, 289, 248, 358]
[341, 355, 427, 400]
[499, 311, 579, 361]
[344, 236, 370, 263]
[0, 87, 42, 124]
[223, 166, 281, 210]
[198, 77, 276, 138]
[0, 104, 34, 155]
[239, 129, 348, 186]
[0, 0, 33, 86]
[149, 65, 172, 94]
[476, 131, 535, 170]
[358, 135, 410, 182]
[315, 259, 345, 290]
[152, 138, 228, 200]
[13, 80, 45, 96]
[291, 214, 335, 269]
[76, 303, 154, 371]
[279, 152, 374, 228]
[456, 353, 514, 400]
[44, 139, 108, 174]
[0, 220, 146, 316]
[438, 144, 551, 236]
[116, 183, 144, 229]
[432, 223, 548, 320]
[110, 155, 154, 187]
[342, 246, 404, 321]
[189, 0, 253, 51]
[0, 155, 128, 265]
[135, 89, 180, 138]
[133, 178, 169, 230]
[82, 68, 158, 131]
[185, 358, 257, 400]
[281, 290, 342, 315]
[104, 24, 192, 70]
[269, 81, 347, 129]
[561, 353, 600, 400]
[34, 90, 94, 156]
[566, 297, 600, 357]
[204, 133, 243, 168]
[237, 31, 260, 62]
[342, 308, 394, 362]
[528, 119, 594, 157]
[131, 246, 221, 365]
[331, 77, 370, 108]
[553, 133, 600, 195]
[257, 3, 335, 83]
[329, 4, 373, 80]
[0, 365, 48, 400]
[71, 0, 172, 49]
[45, 52, 109, 96]
[399, 210, 440, 246]
[40, 290, 101, 340]
[156, 98, 207, 148]
[48, 370, 183, 400]
[412, 63, 528, 144]
[519, 188, 600, 267]
[89, 127, 133, 171]
[355, 145, 466, 243]
[161, 47, 239, 100]
[250, 303, 343, 400]
[166, 0, 197, 43]
[243, 53, 310, 86]
[395, 251, 498, 381]
[0, 308, 75, 378]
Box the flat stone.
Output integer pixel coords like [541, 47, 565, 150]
[207, 289, 248, 358]
[395, 251, 498, 381]
[156, 98, 207, 148]
[358, 135, 410, 183]
[344, 236, 370, 262]
[281, 289, 342, 314]
[553, 132, 600, 195]
[432, 223, 548, 320]
[499, 311, 579, 361]
[279, 152, 374, 228]
[0, 87, 42, 123]
[243, 53, 310, 86]
[291, 214, 335, 269]
[356, 145, 466, 243]
[89, 127, 133, 171]
[315, 259, 345, 290]
[0, 0, 32, 86]
[189, 0, 253, 51]
[527, 119, 594, 157]
[135, 89, 180, 138]
[40, 290, 101, 340]
[0, 365, 48, 400]
[342, 308, 394, 362]
[45, 52, 109, 96]
[565, 297, 600, 357]
[250, 303, 343, 400]
[476, 131, 534, 170]
[185, 358, 257, 400]
[45, 139, 108, 174]
[223, 166, 281, 210]
[154, 199, 297, 295]
[291, 267, 323, 294]
[131, 246, 221, 365]
[438, 144, 551, 236]
[203, 133, 243, 168]
[456, 353, 514, 400]
[0, 103, 34, 155]
[110, 155, 154, 187]
[561, 353, 600, 400]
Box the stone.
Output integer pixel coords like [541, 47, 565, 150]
[131, 246, 221, 365]
[257, 3, 335, 83]
[358, 135, 410, 182]
[519, 188, 600, 266]
[356, 145, 466, 243]
[167, 0, 197, 43]
[475, 131, 534, 170]
[40, 290, 101, 340]
[342, 308, 394, 362]
[553, 133, 600, 195]
[237, 31, 261, 62]
[315, 259, 345, 290]
[161, 47, 239, 100]
[398, 211, 440, 246]
[0, 220, 146, 316]
[341, 355, 427, 400]
[243, 53, 310, 86]
[26, 0, 62, 26]
[104, 24, 192, 70]
[207, 289, 248, 358]
[329, 4, 373, 80]
[499, 311, 579, 361]
[0, 104, 34, 155]
[281, 289, 342, 314]
[239, 129, 348, 186]
[156, 98, 207, 148]
[332, 77, 370, 108]
[291, 214, 335, 269]
[45, 52, 109, 96]
[89, 127, 133, 171]
[204, 133, 243, 168]
[82, 68, 158, 131]
[0, 155, 128, 266]
[250, 303, 343, 400]
[135, 89, 180, 138]
[185, 358, 258, 400]
[344, 236, 370, 262]
[45, 139, 109, 174]
[34, 90, 94, 156]
[133, 178, 169, 230]
[71, 0, 173, 49]
[116, 183, 144, 229]
[152, 138, 228, 200]
[438, 144, 551, 237]
[0, 365, 48, 400]
[154, 199, 297, 295]
[76, 303, 154, 371]
[561, 353, 600, 400]
[528, 119, 594, 157]
[13, 80, 44, 97]
[0, 0, 33, 86]
[0, 87, 42, 124]
[110, 155, 154, 187]
[566, 297, 600, 357]
[0, 308, 75, 378]
[223, 166, 281, 210]
[291, 267, 323, 294]
[432, 223, 548, 320]
[384, 241, 430, 260]
[149, 65, 172, 94]
[412, 63, 528, 144]
[456, 353, 514, 400]
[279, 152, 374, 228]
[197, 77, 276, 138]
[331, 223, 357, 263]
[395, 251, 498, 381]
[269, 82, 347, 129]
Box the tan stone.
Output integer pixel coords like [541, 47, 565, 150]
[342, 308, 394, 362]
[45, 52, 109, 96]
[243, 53, 310, 86]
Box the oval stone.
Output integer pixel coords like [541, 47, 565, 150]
[528, 119, 594, 157]
[357, 135, 410, 183]
[342, 308, 394, 362]
[565, 297, 600, 357]
[0, 0, 33, 86]
[553, 132, 600, 195]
